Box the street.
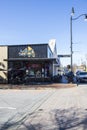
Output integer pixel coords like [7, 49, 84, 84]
[0, 85, 87, 130]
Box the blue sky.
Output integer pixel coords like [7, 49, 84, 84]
[0, 0, 87, 66]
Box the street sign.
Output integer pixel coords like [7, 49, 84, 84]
[58, 55, 71, 57]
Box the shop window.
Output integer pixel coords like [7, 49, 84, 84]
[42, 68, 45, 77]
[25, 63, 43, 78]
[45, 64, 49, 77]
[29, 69, 35, 77]
[36, 70, 41, 78]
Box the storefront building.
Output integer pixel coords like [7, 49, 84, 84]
[0, 40, 60, 84]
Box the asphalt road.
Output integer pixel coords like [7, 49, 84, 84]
[0, 85, 87, 130]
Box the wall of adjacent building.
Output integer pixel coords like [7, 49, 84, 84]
[0, 46, 8, 83]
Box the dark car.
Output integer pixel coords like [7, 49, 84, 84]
[76, 71, 87, 83]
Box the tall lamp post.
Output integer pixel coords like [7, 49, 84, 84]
[70, 7, 87, 71]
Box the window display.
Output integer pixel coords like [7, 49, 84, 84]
[36, 70, 41, 78]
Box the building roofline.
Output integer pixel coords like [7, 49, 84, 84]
[0, 43, 48, 47]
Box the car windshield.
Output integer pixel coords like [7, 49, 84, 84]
[80, 72, 87, 75]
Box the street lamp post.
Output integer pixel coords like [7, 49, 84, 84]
[70, 7, 87, 71]
[70, 12, 73, 72]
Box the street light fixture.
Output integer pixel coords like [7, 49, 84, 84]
[70, 7, 87, 71]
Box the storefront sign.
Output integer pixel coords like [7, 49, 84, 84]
[19, 46, 35, 57]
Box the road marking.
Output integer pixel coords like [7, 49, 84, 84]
[0, 107, 16, 110]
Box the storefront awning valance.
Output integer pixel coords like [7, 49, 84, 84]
[4, 58, 57, 62]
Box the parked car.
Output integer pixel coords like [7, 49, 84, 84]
[76, 71, 87, 83]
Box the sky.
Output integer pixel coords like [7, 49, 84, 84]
[0, 0, 87, 66]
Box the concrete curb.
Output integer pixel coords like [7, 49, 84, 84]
[0, 83, 76, 90]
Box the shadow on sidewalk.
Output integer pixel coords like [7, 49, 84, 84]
[1, 107, 87, 130]
[23, 108, 87, 130]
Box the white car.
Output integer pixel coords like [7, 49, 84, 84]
[76, 71, 87, 83]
